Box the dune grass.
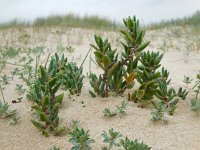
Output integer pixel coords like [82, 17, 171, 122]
[148, 11, 200, 30]
[0, 14, 121, 30]
[0, 11, 200, 31]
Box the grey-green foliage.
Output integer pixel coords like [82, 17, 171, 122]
[191, 73, 200, 115]
[0, 74, 12, 85]
[15, 84, 26, 95]
[0, 100, 20, 125]
[101, 128, 122, 149]
[69, 127, 95, 150]
[89, 16, 150, 98]
[101, 128, 151, 150]
[103, 101, 128, 118]
[151, 101, 168, 123]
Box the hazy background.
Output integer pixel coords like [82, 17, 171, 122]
[0, 0, 200, 24]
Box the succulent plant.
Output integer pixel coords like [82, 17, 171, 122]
[48, 53, 84, 96]
[89, 16, 150, 98]
[120, 137, 151, 150]
[63, 62, 84, 95]
[30, 65, 65, 136]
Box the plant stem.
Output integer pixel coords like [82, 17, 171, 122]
[0, 85, 5, 102]
[80, 48, 91, 69]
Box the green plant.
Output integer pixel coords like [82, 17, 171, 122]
[0, 100, 20, 125]
[49, 146, 60, 150]
[183, 75, 193, 86]
[63, 62, 84, 95]
[48, 53, 84, 96]
[15, 84, 26, 95]
[69, 127, 95, 150]
[66, 46, 75, 53]
[30, 65, 65, 136]
[130, 51, 162, 104]
[191, 73, 200, 115]
[151, 101, 168, 123]
[89, 16, 150, 98]
[101, 129, 151, 150]
[0, 74, 12, 85]
[156, 80, 188, 115]
[103, 101, 128, 118]
[120, 137, 151, 150]
[101, 128, 122, 150]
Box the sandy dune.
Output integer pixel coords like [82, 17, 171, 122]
[0, 27, 200, 150]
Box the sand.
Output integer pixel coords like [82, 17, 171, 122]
[0, 26, 200, 150]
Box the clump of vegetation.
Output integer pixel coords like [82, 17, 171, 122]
[0, 74, 12, 85]
[151, 101, 168, 123]
[183, 75, 193, 87]
[120, 137, 151, 150]
[103, 101, 128, 118]
[89, 16, 188, 118]
[15, 84, 26, 95]
[148, 11, 200, 30]
[101, 128, 151, 150]
[69, 127, 95, 150]
[66, 46, 75, 53]
[0, 85, 20, 125]
[30, 66, 65, 136]
[63, 62, 84, 96]
[47, 53, 84, 96]
[191, 73, 200, 115]
[89, 16, 149, 97]
[130, 51, 163, 104]
[0, 14, 120, 30]
[0, 100, 20, 125]
[101, 128, 122, 149]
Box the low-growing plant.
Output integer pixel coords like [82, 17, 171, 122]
[15, 84, 26, 95]
[66, 46, 75, 53]
[103, 101, 128, 118]
[191, 73, 200, 115]
[183, 75, 193, 87]
[101, 128, 122, 150]
[0, 100, 20, 125]
[69, 127, 95, 150]
[120, 137, 151, 150]
[30, 65, 65, 136]
[101, 128, 151, 150]
[151, 101, 168, 123]
[49, 146, 60, 150]
[0, 74, 12, 85]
